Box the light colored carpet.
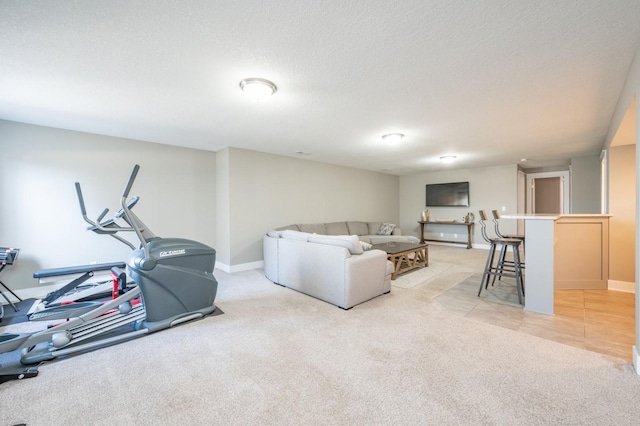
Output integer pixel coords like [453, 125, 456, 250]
[1, 246, 639, 425]
[390, 260, 455, 289]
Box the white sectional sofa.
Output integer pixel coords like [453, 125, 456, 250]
[263, 225, 398, 309]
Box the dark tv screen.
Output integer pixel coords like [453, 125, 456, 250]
[425, 182, 470, 207]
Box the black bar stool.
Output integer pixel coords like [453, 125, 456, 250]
[490, 209, 525, 284]
[478, 211, 525, 305]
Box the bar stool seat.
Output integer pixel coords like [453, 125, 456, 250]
[492, 209, 525, 246]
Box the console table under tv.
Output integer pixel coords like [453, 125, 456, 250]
[418, 221, 473, 249]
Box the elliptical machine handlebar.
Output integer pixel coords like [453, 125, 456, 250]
[75, 182, 141, 251]
[75, 164, 158, 270]
[122, 164, 140, 201]
[119, 165, 156, 269]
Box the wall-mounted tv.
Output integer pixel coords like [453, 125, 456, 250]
[425, 182, 470, 207]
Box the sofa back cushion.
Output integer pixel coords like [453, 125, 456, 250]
[367, 222, 383, 235]
[308, 234, 364, 255]
[347, 221, 369, 236]
[325, 222, 349, 235]
[275, 224, 300, 232]
[298, 223, 327, 234]
[281, 230, 312, 241]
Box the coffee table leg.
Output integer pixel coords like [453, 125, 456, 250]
[390, 254, 399, 280]
[386, 246, 429, 280]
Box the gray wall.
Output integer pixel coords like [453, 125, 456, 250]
[217, 147, 400, 269]
[571, 155, 601, 213]
[0, 119, 600, 296]
[399, 164, 519, 246]
[0, 120, 216, 293]
[215, 148, 231, 266]
[0, 120, 402, 289]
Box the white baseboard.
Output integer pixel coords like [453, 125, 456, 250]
[215, 260, 264, 274]
[472, 243, 491, 250]
[607, 280, 636, 293]
[634, 346, 640, 375]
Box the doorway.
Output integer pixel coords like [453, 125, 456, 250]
[525, 171, 571, 214]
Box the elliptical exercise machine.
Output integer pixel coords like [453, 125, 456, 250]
[25, 193, 143, 321]
[0, 164, 218, 367]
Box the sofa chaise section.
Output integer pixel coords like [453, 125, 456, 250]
[263, 230, 393, 309]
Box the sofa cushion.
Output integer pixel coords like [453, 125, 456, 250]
[275, 224, 300, 232]
[347, 221, 369, 236]
[308, 234, 364, 255]
[267, 230, 282, 238]
[368, 235, 419, 244]
[325, 222, 349, 235]
[377, 222, 396, 236]
[281, 230, 312, 241]
[298, 223, 327, 234]
[367, 222, 383, 234]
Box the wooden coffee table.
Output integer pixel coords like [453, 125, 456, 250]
[371, 242, 428, 280]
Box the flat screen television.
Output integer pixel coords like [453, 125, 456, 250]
[425, 182, 470, 207]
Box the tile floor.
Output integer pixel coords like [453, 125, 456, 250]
[436, 271, 636, 360]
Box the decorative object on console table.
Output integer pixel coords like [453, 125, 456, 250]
[418, 221, 473, 249]
[421, 208, 430, 222]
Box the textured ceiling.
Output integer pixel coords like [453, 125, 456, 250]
[2, 1, 640, 174]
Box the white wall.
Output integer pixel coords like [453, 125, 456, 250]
[399, 164, 519, 246]
[0, 120, 216, 294]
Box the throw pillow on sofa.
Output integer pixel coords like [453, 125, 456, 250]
[377, 223, 396, 236]
[360, 241, 373, 251]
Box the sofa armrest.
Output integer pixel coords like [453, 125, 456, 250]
[278, 239, 351, 306]
[343, 249, 390, 307]
[263, 235, 280, 283]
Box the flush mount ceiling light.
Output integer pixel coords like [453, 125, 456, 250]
[440, 155, 457, 163]
[381, 133, 404, 143]
[239, 78, 277, 101]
